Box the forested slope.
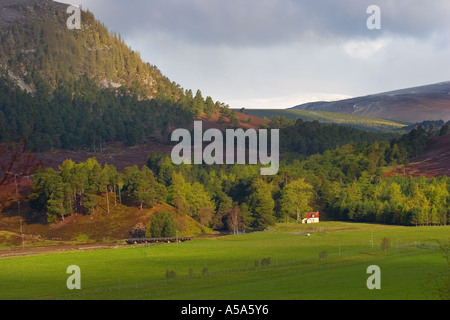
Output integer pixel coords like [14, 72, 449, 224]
[0, 0, 220, 151]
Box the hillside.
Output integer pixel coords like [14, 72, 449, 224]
[0, 0, 179, 99]
[401, 135, 450, 177]
[31, 110, 268, 171]
[0, 0, 261, 153]
[0, 0, 184, 151]
[240, 109, 409, 132]
[291, 82, 450, 123]
[0, 199, 212, 249]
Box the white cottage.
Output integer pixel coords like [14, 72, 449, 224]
[302, 212, 320, 224]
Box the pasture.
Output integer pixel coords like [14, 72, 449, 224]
[241, 109, 409, 132]
[0, 222, 448, 300]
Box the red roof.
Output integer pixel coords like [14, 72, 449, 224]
[305, 212, 319, 218]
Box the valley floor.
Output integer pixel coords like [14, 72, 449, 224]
[0, 222, 448, 300]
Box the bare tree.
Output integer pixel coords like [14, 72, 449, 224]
[0, 139, 40, 207]
[227, 205, 240, 234]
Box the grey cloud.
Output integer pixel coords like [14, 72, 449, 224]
[58, 0, 450, 106]
[72, 0, 450, 47]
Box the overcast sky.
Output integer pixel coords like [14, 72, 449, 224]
[60, 0, 450, 108]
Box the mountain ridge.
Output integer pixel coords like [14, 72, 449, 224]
[291, 81, 450, 123]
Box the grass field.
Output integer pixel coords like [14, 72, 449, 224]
[241, 109, 409, 132]
[0, 222, 448, 300]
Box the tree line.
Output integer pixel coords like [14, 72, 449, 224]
[327, 174, 449, 226]
[28, 124, 450, 228]
[0, 75, 230, 151]
[271, 116, 431, 160]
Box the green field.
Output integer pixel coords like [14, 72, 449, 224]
[0, 222, 448, 300]
[242, 109, 410, 132]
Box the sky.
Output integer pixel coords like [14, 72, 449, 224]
[59, 0, 450, 109]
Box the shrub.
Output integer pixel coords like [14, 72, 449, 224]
[165, 269, 176, 280]
[261, 257, 271, 268]
[149, 212, 176, 238]
[128, 222, 146, 238]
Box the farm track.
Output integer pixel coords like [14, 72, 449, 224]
[0, 243, 127, 258]
[0, 233, 228, 259]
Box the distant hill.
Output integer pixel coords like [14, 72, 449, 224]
[291, 82, 450, 123]
[240, 109, 409, 132]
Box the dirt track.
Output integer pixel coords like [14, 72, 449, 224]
[0, 233, 226, 259]
[0, 242, 126, 258]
